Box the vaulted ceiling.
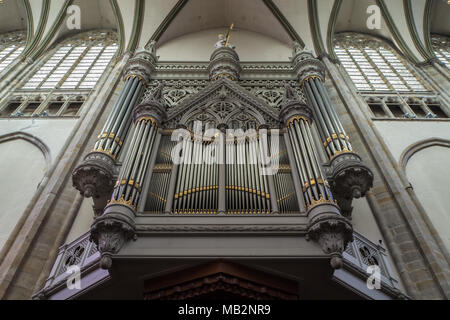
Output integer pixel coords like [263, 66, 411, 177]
[0, 0, 448, 63]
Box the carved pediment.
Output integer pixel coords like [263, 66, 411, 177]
[164, 78, 281, 129]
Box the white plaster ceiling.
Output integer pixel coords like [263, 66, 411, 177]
[334, 0, 392, 41]
[0, 0, 27, 33]
[430, 0, 450, 36]
[157, 0, 293, 47]
[53, 0, 117, 43]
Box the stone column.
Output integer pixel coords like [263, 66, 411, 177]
[292, 49, 373, 218]
[90, 83, 167, 269]
[72, 48, 157, 216]
[280, 84, 352, 269]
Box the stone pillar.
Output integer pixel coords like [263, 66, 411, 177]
[90, 83, 167, 269]
[280, 84, 352, 269]
[292, 49, 373, 218]
[72, 48, 157, 216]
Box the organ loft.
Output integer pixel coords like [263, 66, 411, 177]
[0, 0, 448, 300]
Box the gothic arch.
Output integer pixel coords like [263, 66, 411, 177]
[333, 32, 429, 92]
[20, 29, 118, 91]
[0, 131, 51, 174]
[399, 138, 450, 172]
[148, 0, 298, 48]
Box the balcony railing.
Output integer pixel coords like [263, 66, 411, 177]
[41, 229, 400, 297]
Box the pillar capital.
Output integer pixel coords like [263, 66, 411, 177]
[307, 205, 353, 269]
[90, 204, 136, 269]
[208, 46, 241, 81]
[328, 152, 374, 217]
[292, 49, 326, 85]
[123, 48, 158, 85]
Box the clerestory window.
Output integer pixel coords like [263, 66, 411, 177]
[431, 34, 450, 69]
[0, 31, 26, 74]
[334, 33, 448, 119]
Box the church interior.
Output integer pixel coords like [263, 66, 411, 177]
[0, 0, 448, 300]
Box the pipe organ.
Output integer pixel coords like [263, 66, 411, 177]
[78, 41, 374, 270]
[144, 134, 174, 213]
[273, 138, 300, 213]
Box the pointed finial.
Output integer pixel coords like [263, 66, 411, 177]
[284, 82, 298, 101]
[293, 41, 304, 55]
[152, 81, 164, 102]
[145, 40, 157, 56]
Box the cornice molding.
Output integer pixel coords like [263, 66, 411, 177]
[136, 224, 307, 233]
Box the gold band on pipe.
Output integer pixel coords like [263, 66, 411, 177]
[227, 210, 271, 215]
[91, 147, 117, 160]
[302, 178, 330, 192]
[286, 115, 309, 128]
[300, 74, 324, 88]
[136, 116, 158, 126]
[175, 185, 219, 199]
[212, 73, 235, 81]
[322, 133, 350, 147]
[106, 196, 136, 210]
[328, 148, 354, 161]
[124, 74, 146, 85]
[306, 196, 336, 210]
[148, 192, 166, 203]
[277, 192, 295, 203]
[97, 133, 124, 146]
[173, 209, 217, 215]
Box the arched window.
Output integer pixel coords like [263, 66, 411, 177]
[22, 30, 118, 90]
[333, 33, 448, 119]
[0, 31, 26, 73]
[334, 33, 426, 92]
[0, 30, 118, 118]
[431, 34, 450, 69]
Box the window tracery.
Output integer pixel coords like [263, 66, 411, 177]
[334, 33, 426, 92]
[0, 31, 26, 73]
[431, 34, 450, 69]
[0, 31, 118, 118]
[334, 33, 448, 119]
[22, 30, 118, 90]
